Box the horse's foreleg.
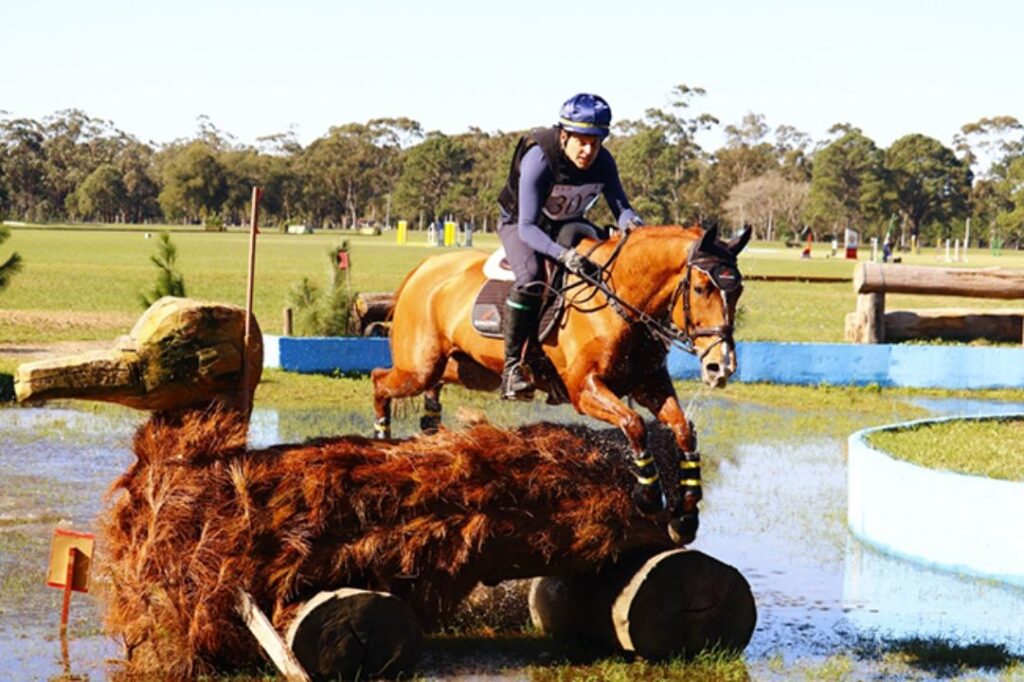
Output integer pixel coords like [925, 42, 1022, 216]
[632, 373, 701, 544]
[575, 374, 664, 515]
[420, 383, 443, 434]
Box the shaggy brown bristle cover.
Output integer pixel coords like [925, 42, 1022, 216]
[101, 411, 671, 677]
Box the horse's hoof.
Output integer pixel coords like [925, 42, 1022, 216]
[631, 483, 666, 516]
[667, 513, 699, 545]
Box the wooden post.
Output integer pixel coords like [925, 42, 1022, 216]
[283, 307, 293, 336]
[236, 590, 310, 681]
[60, 547, 77, 637]
[241, 186, 261, 415]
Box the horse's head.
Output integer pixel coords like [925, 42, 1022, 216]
[674, 225, 751, 388]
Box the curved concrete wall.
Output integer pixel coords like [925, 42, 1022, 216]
[847, 415, 1024, 587]
[264, 336, 1024, 389]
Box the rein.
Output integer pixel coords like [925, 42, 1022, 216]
[568, 232, 738, 359]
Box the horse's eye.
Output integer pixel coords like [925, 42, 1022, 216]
[693, 285, 705, 296]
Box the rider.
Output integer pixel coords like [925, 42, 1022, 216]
[496, 93, 643, 400]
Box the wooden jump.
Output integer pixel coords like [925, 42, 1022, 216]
[845, 263, 1024, 344]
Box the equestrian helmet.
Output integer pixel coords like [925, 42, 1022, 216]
[558, 93, 612, 138]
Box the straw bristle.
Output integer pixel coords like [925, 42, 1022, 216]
[100, 410, 671, 676]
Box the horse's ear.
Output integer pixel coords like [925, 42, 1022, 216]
[698, 224, 719, 252]
[726, 226, 752, 256]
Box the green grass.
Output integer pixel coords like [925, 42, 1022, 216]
[867, 416, 1024, 481]
[4, 225, 1024, 344]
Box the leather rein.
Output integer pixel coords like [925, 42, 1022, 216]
[570, 232, 740, 360]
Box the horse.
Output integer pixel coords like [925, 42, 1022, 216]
[372, 224, 750, 543]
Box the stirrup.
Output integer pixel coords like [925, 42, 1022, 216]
[501, 363, 534, 401]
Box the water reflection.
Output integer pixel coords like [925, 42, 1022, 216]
[845, 540, 1024, 653]
[3, 396, 1024, 679]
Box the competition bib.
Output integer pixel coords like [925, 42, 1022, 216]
[542, 183, 604, 221]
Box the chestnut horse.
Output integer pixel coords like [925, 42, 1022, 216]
[372, 225, 749, 543]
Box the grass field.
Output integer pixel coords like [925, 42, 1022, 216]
[868, 416, 1024, 480]
[2, 223, 1024, 344]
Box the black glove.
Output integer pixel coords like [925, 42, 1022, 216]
[558, 248, 601, 280]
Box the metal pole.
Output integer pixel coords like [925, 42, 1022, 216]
[241, 186, 261, 415]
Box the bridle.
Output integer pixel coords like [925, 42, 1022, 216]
[569, 233, 742, 360]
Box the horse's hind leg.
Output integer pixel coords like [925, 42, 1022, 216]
[420, 383, 443, 434]
[372, 363, 444, 439]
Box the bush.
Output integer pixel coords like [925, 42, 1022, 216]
[285, 241, 355, 336]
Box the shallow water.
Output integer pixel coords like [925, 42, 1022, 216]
[2, 398, 1023, 680]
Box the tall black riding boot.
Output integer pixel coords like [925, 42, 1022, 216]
[500, 289, 541, 400]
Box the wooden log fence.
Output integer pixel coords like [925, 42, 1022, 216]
[845, 263, 1024, 344]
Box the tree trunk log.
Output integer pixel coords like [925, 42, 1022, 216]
[529, 548, 756, 660]
[884, 308, 1024, 343]
[285, 588, 422, 682]
[350, 292, 394, 335]
[855, 263, 1024, 299]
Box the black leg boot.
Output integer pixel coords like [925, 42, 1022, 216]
[500, 289, 541, 400]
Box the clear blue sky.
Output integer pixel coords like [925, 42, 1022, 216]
[4, 0, 1021, 152]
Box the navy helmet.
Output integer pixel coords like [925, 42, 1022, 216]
[558, 93, 612, 138]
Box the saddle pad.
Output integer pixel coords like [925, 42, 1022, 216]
[471, 280, 560, 341]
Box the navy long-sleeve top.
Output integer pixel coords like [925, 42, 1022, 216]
[508, 145, 639, 259]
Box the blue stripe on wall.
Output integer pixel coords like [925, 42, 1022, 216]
[265, 336, 1024, 389]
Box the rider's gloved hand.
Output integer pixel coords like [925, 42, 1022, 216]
[558, 248, 601, 280]
[622, 216, 644, 235]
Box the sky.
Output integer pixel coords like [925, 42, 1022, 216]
[4, 0, 1022, 153]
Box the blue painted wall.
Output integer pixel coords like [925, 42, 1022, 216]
[264, 336, 1024, 389]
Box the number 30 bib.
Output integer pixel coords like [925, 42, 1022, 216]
[542, 183, 604, 222]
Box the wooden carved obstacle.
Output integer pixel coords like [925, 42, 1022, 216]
[529, 547, 756, 660]
[17, 301, 756, 679]
[14, 297, 262, 413]
[845, 262, 1024, 344]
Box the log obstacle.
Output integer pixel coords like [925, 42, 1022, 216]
[845, 262, 1024, 344]
[285, 589, 422, 681]
[528, 548, 756, 660]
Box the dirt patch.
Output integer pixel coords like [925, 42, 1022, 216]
[0, 339, 114, 362]
[0, 309, 135, 331]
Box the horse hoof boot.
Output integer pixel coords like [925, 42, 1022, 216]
[631, 483, 665, 516]
[420, 415, 441, 434]
[667, 513, 699, 545]
[373, 419, 391, 441]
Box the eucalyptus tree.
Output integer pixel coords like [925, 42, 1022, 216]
[392, 132, 471, 225]
[993, 155, 1024, 245]
[804, 128, 890, 237]
[885, 134, 972, 241]
[0, 117, 47, 220]
[73, 163, 127, 221]
[454, 127, 520, 230]
[299, 118, 420, 227]
[42, 109, 126, 219]
[157, 141, 229, 224]
[115, 141, 161, 223]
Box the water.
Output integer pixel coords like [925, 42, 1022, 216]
[2, 398, 1023, 680]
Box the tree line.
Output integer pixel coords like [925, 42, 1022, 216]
[2, 86, 1023, 246]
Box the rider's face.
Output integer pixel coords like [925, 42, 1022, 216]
[560, 131, 602, 170]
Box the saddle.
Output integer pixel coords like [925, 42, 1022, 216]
[470, 222, 601, 340]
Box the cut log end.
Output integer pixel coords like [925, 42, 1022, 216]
[285, 589, 423, 681]
[530, 549, 756, 661]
